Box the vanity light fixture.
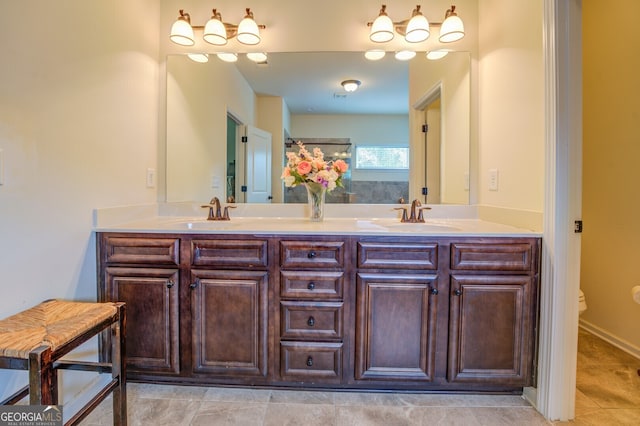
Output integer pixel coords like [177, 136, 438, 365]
[395, 50, 416, 61]
[364, 49, 386, 61]
[341, 79, 361, 92]
[426, 49, 449, 60]
[170, 10, 195, 46]
[187, 53, 209, 63]
[170, 8, 265, 47]
[439, 6, 465, 42]
[246, 52, 268, 63]
[367, 4, 464, 45]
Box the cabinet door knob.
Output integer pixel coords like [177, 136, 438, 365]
[454, 288, 462, 296]
[430, 287, 438, 295]
[190, 280, 199, 289]
[307, 251, 316, 259]
[307, 316, 315, 327]
[166, 280, 174, 289]
[306, 356, 314, 367]
[307, 282, 316, 290]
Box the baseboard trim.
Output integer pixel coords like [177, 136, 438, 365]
[579, 320, 640, 360]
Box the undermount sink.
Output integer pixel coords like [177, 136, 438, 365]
[373, 220, 461, 232]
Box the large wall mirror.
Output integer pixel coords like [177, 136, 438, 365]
[166, 51, 470, 204]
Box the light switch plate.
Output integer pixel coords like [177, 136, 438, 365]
[489, 168, 499, 191]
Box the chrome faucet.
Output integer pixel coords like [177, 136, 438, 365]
[395, 199, 431, 223]
[201, 197, 235, 221]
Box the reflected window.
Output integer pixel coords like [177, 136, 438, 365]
[355, 146, 409, 170]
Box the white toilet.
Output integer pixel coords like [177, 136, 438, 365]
[578, 289, 587, 315]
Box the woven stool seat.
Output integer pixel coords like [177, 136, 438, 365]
[0, 299, 126, 426]
[0, 300, 117, 359]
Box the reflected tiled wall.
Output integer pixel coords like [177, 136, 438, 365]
[284, 181, 408, 204]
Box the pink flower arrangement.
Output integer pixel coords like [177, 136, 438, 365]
[281, 141, 349, 191]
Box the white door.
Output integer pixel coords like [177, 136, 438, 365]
[245, 125, 272, 203]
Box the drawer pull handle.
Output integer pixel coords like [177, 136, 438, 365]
[166, 280, 174, 289]
[307, 316, 315, 327]
[307, 251, 316, 259]
[454, 288, 462, 296]
[307, 282, 316, 290]
[306, 356, 314, 367]
[430, 287, 438, 295]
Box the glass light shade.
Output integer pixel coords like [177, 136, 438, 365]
[364, 50, 386, 61]
[395, 50, 416, 61]
[426, 50, 449, 60]
[370, 14, 394, 43]
[247, 52, 268, 63]
[405, 14, 430, 43]
[203, 17, 228, 45]
[237, 16, 261, 45]
[439, 15, 465, 43]
[187, 53, 209, 63]
[217, 52, 238, 63]
[170, 19, 194, 46]
[341, 80, 361, 92]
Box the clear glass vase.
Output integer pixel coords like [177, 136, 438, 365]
[304, 183, 327, 222]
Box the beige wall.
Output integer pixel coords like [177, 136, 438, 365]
[477, 0, 544, 212]
[581, 0, 640, 351]
[0, 0, 160, 400]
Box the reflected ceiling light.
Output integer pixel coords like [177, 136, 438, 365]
[247, 52, 268, 63]
[404, 5, 430, 43]
[395, 50, 416, 61]
[439, 6, 465, 43]
[170, 10, 195, 46]
[170, 8, 266, 47]
[341, 79, 361, 92]
[237, 8, 261, 45]
[364, 49, 386, 61]
[187, 53, 209, 63]
[369, 5, 394, 43]
[203, 9, 227, 45]
[426, 50, 449, 60]
[217, 52, 238, 63]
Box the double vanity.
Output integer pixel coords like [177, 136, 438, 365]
[95, 204, 541, 394]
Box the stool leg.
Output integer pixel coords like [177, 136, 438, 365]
[112, 303, 127, 426]
[28, 345, 57, 405]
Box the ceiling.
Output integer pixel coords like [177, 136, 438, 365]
[233, 52, 409, 115]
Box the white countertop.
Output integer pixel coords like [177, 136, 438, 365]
[94, 216, 540, 237]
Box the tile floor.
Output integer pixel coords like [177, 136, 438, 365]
[80, 328, 640, 425]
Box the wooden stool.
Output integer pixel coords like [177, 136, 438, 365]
[0, 299, 126, 425]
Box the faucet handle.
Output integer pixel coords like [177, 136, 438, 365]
[222, 205, 237, 220]
[394, 207, 409, 223]
[417, 206, 432, 222]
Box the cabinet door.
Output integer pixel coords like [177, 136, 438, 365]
[448, 275, 534, 385]
[355, 273, 438, 382]
[190, 269, 268, 377]
[104, 267, 180, 375]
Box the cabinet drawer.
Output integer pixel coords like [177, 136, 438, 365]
[280, 241, 345, 269]
[191, 239, 268, 268]
[451, 243, 533, 271]
[280, 341, 342, 381]
[357, 241, 438, 270]
[280, 301, 343, 340]
[280, 270, 344, 299]
[103, 236, 179, 265]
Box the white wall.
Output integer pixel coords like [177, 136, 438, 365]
[477, 0, 544, 213]
[0, 0, 160, 401]
[166, 55, 256, 202]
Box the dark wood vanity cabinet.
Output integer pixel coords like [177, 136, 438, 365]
[97, 232, 540, 392]
[99, 236, 181, 376]
[276, 239, 348, 384]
